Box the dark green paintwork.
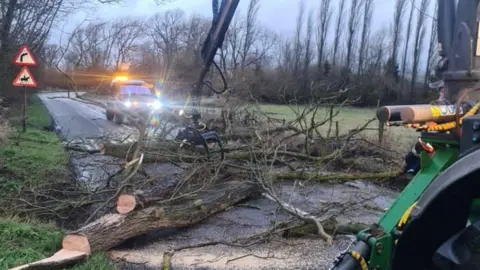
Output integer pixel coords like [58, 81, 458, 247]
[362, 138, 459, 269]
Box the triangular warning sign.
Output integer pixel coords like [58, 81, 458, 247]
[13, 66, 37, 87]
[13, 45, 37, 66]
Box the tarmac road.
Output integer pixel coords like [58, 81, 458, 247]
[38, 92, 138, 141]
[37, 91, 399, 270]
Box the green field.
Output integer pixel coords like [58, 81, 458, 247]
[245, 103, 417, 152]
[80, 92, 418, 155]
[250, 104, 377, 124]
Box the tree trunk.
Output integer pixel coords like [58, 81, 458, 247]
[283, 217, 370, 237]
[70, 180, 257, 253]
[275, 170, 400, 182]
[99, 140, 200, 162]
[12, 176, 260, 269]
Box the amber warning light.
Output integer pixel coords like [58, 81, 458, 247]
[113, 75, 128, 81]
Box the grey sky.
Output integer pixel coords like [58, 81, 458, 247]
[51, 0, 437, 74]
[53, 0, 402, 40]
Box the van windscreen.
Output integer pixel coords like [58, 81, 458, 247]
[120, 85, 151, 96]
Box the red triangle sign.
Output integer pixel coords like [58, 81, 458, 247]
[13, 66, 37, 87]
[13, 44, 37, 66]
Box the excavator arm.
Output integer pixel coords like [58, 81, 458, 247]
[174, 0, 239, 160]
[330, 1, 480, 269]
[190, 0, 239, 121]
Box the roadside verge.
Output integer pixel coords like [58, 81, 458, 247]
[0, 95, 113, 270]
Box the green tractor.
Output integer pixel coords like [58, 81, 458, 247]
[330, 1, 480, 269]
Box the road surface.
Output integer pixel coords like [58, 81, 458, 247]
[38, 92, 139, 141]
[37, 92, 398, 270]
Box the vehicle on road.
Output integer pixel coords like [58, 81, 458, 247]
[105, 78, 164, 125]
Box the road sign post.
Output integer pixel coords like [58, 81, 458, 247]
[12, 45, 38, 132]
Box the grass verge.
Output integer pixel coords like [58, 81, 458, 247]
[0, 95, 114, 270]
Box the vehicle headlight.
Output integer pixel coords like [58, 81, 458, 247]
[151, 100, 162, 110]
[124, 100, 132, 107]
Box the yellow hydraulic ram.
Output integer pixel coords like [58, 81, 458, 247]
[376, 104, 467, 142]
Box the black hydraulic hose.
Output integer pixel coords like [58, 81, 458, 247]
[330, 241, 370, 270]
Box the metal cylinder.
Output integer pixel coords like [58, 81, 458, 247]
[330, 241, 370, 270]
[376, 105, 424, 122]
[400, 104, 465, 124]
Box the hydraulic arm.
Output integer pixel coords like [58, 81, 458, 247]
[175, 0, 239, 159]
[330, 1, 480, 269]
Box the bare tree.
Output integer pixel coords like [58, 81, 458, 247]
[367, 28, 389, 76]
[424, 2, 438, 88]
[391, 0, 408, 69]
[240, 0, 260, 71]
[410, 0, 430, 99]
[301, 9, 314, 94]
[316, 0, 332, 74]
[149, 9, 186, 77]
[111, 19, 144, 69]
[332, 0, 346, 67]
[293, 0, 306, 78]
[345, 0, 363, 77]
[400, 1, 415, 90]
[357, 0, 374, 76]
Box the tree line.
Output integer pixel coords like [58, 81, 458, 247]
[1, 0, 437, 106]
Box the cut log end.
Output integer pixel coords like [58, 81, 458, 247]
[62, 234, 91, 254]
[116, 194, 137, 214]
[98, 143, 106, 155]
[10, 249, 88, 270]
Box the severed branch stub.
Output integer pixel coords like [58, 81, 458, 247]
[115, 190, 175, 214]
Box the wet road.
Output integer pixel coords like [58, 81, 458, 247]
[37, 92, 399, 270]
[38, 92, 137, 141]
[38, 92, 140, 188]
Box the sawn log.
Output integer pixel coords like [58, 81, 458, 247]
[11, 176, 259, 269]
[65, 179, 257, 253]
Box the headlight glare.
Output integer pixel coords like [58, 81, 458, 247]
[152, 100, 162, 110]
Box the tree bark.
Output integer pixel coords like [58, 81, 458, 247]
[283, 217, 369, 237]
[12, 175, 260, 269]
[65, 180, 257, 253]
[275, 170, 401, 182]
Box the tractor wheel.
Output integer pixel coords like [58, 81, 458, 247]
[106, 109, 114, 121]
[114, 113, 124, 125]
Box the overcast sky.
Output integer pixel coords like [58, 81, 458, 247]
[53, 0, 432, 40]
[50, 0, 438, 72]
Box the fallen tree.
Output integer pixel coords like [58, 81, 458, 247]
[11, 165, 261, 269]
[19, 72, 403, 270]
[98, 140, 201, 162]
